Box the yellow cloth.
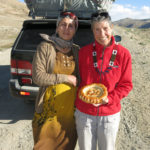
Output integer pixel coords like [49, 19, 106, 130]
[32, 83, 77, 150]
[53, 52, 75, 75]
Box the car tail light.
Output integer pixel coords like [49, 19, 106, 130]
[20, 91, 30, 96]
[11, 59, 32, 76]
[11, 59, 17, 75]
[21, 78, 32, 84]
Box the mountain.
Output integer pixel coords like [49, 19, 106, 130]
[113, 18, 150, 28]
[0, 0, 29, 50]
[0, 0, 28, 17]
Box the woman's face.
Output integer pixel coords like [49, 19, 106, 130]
[56, 17, 76, 41]
[92, 20, 113, 47]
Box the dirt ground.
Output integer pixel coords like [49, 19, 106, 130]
[0, 0, 150, 150]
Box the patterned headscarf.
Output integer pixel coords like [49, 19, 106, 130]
[56, 11, 78, 30]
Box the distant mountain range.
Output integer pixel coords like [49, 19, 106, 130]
[113, 18, 150, 28]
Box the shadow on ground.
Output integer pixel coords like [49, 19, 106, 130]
[0, 65, 35, 124]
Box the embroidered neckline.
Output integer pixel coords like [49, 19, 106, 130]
[92, 42, 118, 82]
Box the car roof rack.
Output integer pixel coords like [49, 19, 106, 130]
[24, 0, 115, 19]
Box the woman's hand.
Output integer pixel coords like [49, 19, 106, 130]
[102, 97, 109, 104]
[67, 75, 77, 86]
[92, 97, 109, 107]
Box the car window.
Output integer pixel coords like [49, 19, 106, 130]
[15, 28, 54, 50]
[74, 26, 94, 47]
[15, 23, 94, 50]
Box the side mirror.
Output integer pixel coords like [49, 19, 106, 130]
[114, 35, 121, 42]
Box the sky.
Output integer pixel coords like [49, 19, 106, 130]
[19, 0, 150, 21]
[110, 0, 150, 21]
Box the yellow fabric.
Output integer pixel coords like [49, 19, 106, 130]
[39, 116, 61, 139]
[32, 83, 77, 150]
[53, 52, 75, 75]
[34, 126, 69, 150]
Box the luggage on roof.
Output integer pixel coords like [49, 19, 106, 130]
[24, 0, 115, 19]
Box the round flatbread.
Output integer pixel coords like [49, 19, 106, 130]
[79, 83, 107, 104]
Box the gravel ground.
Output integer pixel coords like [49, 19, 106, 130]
[0, 26, 150, 150]
[0, 0, 150, 149]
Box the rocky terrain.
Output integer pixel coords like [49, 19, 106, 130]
[0, 0, 29, 50]
[113, 26, 150, 150]
[0, 0, 150, 150]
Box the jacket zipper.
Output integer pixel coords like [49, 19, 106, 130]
[97, 105, 100, 116]
[99, 47, 105, 82]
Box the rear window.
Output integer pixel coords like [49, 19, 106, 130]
[15, 22, 94, 50]
[74, 25, 94, 47]
[15, 28, 53, 50]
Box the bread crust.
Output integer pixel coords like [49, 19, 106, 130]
[79, 83, 108, 104]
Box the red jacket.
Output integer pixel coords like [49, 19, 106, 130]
[75, 36, 133, 116]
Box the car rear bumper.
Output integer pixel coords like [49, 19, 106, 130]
[9, 79, 39, 100]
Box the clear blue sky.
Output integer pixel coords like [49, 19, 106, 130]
[18, 0, 150, 21]
[116, 0, 150, 8]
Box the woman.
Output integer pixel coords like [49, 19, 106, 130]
[75, 11, 133, 150]
[32, 11, 79, 150]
